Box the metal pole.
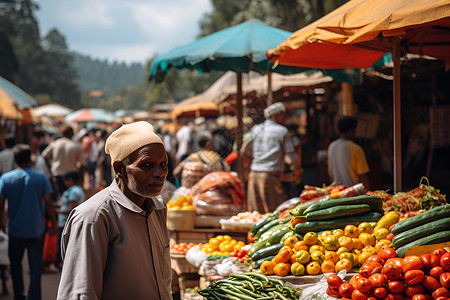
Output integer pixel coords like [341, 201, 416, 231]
[393, 37, 402, 192]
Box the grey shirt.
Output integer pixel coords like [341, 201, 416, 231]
[250, 120, 297, 174]
[57, 179, 172, 300]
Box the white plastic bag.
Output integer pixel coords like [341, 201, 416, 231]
[185, 245, 207, 268]
[287, 270, 347, 300]
[0, 231, 9, 265]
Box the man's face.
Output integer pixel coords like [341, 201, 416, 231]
[122, 144, 168, 199]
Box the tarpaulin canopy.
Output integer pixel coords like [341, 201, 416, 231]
[267, 0, 450, 192]
[32, 103, 73, 118]
[0, 88, 22, 120]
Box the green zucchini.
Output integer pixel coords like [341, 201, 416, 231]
[255, 216, 290, 237]
[294, 211, 383, 234]
[305, 204, 372, 221]
[303, 195, 382, 215]
[253, 255, 276, 269]
[391, 204, 450, 234]
[250, 211, 280, 237]
[258, 223, 288, 243]
[289, 201, 316, 217]
[395, 230, 450, 258]
[250, 242, 284, 261]
[247, 239, 268, 257]
[266, 226, 291, 245]
[391, 217, 450, 249]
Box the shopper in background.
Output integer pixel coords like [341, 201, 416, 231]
[0, 138, 15, 177]
[0, 144, 58, 300]
[54, 171, 85, 270]
[328, 116, 370, 189]
[243, 102, 301, 213]
[58, 121, 172, 300]
[42, 126, 84, 198]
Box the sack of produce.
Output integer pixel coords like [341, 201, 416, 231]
[191, 172, 244, 216]
[181, 161, 209, 188]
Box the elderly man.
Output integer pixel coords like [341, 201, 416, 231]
[244, 102, 301, 213]
[57, 121, 172, 300]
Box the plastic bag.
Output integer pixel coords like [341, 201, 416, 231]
[185, 245, 207, 268]
[0, 230, 8, 265]
[191, 172, 245, 216]
[287, 270, 347, 300]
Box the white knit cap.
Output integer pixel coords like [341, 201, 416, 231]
[264, 102, 286, 119]
[105, 121, 164, 165]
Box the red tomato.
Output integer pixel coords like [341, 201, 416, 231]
[327, 286, 340, 298]
[379, 248, 397, 260]
[433, 248, 447, 259]
[432, 287, 450, 299]
[382, 294, 395, 300]
[406, 285, 426, 298]
[420, 253, 440, 269]
[382, 264, 403, 281]
[430, 266, 444, 279]
[388, 280, 405, 294]
[422, 275, 442, 292]
[369, 273, 388, 288]
[440, 272, 450, 288]
[356, 277, 374, 293]
[403, 269, 425, 286]
[374, 287, 387, 299]
[367, 255, 386, 265]
[327, 273, 343, 289]
[361, 262, 383, 278]
[411, 295, 427, 300]
[435, 297, 450, 300]
[385, 233, 395, 241]
[339, 282, 354, 298]
[402, 256, 424, 272]
[352, 289, 369, 300]
[368, 297, 377, 300]
[441, 252, 450, 271]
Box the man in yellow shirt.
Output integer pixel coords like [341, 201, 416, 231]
[328, 116, 370, 189]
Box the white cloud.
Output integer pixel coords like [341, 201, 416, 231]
[35, 0, 212, 64]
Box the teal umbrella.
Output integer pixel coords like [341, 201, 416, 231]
[149, 19, 310, 82]
[0, 76, 37, 109]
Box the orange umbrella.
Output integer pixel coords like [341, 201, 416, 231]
[267, 0, 450, 192]
[267, 0, 450, 68]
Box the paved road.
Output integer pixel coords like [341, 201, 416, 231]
[0, 261, 60, 300]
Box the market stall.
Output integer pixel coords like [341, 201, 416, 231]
[170, 179, 449, 300]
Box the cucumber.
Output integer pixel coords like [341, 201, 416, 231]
[247, 239, 267, 257]
[395, 230, 450, 258]
[294, 211, 383, 234]
[391, 204, 450, 234]
[255, 216, 290, 237]
[250, 211, 280, 237]
[289, 201, 316, 217]
[250, 242, 284, 261]
[253, 255, 276, 269]
[266, 226, 291, 245]
[303, 195, 382, 215]
[391, 217, 450, 249]
[305, 204, 372, 221]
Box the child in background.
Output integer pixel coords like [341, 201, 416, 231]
[54, 171, 85, 269]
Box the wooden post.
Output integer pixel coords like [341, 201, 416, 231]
[267, 72, 273, 106]
[341, 82, 354, 116]
[393, 37, 402, 192]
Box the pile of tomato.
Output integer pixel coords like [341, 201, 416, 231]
[172, 242, 202, 255]
[326, 247, 450, 300]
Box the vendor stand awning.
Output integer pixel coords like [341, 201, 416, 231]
[267, 0, 450, 192]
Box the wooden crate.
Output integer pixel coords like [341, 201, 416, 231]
[171, 253, 199, 275]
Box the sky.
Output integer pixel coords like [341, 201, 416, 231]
[34, 0, 212, 65]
